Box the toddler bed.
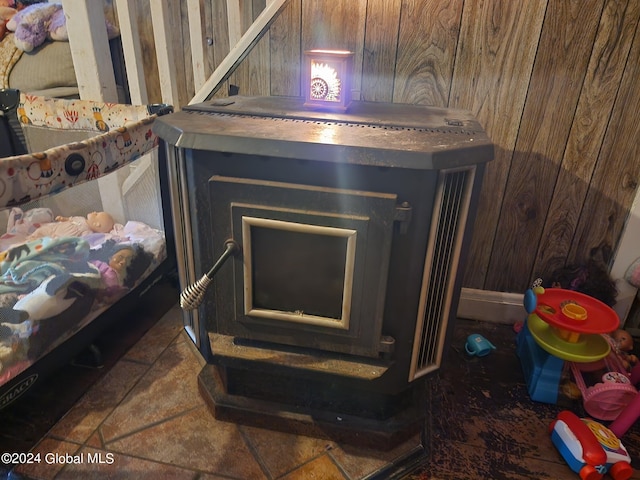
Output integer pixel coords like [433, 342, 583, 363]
[0, 92, 174, 409]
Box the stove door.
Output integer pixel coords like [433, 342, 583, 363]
[209, 175, 397, 358]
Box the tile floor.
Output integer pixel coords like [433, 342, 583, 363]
[5, 296, 640, 479]
[8, 303, 424, 480]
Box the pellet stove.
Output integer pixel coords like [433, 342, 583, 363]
[154, 96, 493, 449]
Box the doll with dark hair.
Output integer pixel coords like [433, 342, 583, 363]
[545, 258, 617, 307]
[89, 239, 153, 302]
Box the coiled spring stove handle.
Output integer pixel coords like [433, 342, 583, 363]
[179, 240, 240, 310]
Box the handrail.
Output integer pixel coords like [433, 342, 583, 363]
[61, 0, 289, 109]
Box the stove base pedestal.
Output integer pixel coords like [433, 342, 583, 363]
[197, 362, 427, 453]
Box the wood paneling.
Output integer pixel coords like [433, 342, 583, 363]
[301, 0, 365, 52]
[269, 0, 302, 96]
[209, 0, 232, 97]
[570, 17, 640, 264]
[150, 0, 640, 294]
[486, 0, 605, 292]
[176, 0, 194, 104]
[450, 0, 547, 288]
[360, 0, 401, 103]
[199, 0, 216, 82]
[393, 0, 462, 107]
[230, 0, 271, 96]
[533, 0, 640, 279]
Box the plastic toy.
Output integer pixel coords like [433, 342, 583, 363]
[550, 410, 633, 480]
[527, 288, 617, 362]
[610, 329, 639, 371]
[517, 286, 619, 405]
[464, 333, 496, 357]
[568, 341, 638, 421]
[609, 363, 640, 438]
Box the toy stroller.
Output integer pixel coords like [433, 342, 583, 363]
[568, 334, 638, 422]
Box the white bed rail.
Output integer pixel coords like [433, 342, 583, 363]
[61, 0, 289, 109]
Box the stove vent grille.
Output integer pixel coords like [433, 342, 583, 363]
[187, 110, 479, 136]
[409, 166, 476, 380]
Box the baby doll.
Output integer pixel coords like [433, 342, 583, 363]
[611, 329, 639, 371]
[28, 211, 115, 240]
[89, 239, 153, 302]
[90, 243, 134, 298]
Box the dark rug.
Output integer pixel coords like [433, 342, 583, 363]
[402, 318, 640, 480]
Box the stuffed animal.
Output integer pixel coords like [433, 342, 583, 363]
[5, 2, 61, 52]
[6, 2, 119, 52]
[9, 275, 83, 322]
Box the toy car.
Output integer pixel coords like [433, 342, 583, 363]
[550, 410, 633, 480]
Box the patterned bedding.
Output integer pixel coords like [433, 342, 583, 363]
[0, 211, 166, 386]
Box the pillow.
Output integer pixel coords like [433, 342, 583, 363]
[8, 39, 77, 91]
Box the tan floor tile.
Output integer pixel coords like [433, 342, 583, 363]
[13, 438, 81, 480]
[330, 433, 423, 479]
[85, 431, 103, 450]
[279, 454, 347, 480]
[240, 425, 335, 479]
[123, 305, 185, 364]
[106, 406, 267, 479]
[99, 337, 203, 442]
[198, 474, 245, 480]
[48, 360, 149, 443]
[54, 446, 198, 480]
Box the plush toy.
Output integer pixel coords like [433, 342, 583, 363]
[6, 2, 119, 52]
[6, 2, 60, 52]
[9, 275, 83, 322]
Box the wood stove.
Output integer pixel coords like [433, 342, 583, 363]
[154, 96, 493, 449]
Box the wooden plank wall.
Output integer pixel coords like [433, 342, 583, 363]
[131, 0, 640, 295]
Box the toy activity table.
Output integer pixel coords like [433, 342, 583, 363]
[517, 288, 619, 405]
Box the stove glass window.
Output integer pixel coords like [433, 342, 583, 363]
[243, 216, 356, 330]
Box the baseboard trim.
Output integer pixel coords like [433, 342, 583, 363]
[457, 288, 524, 324]
[458, 285, 636, 327]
